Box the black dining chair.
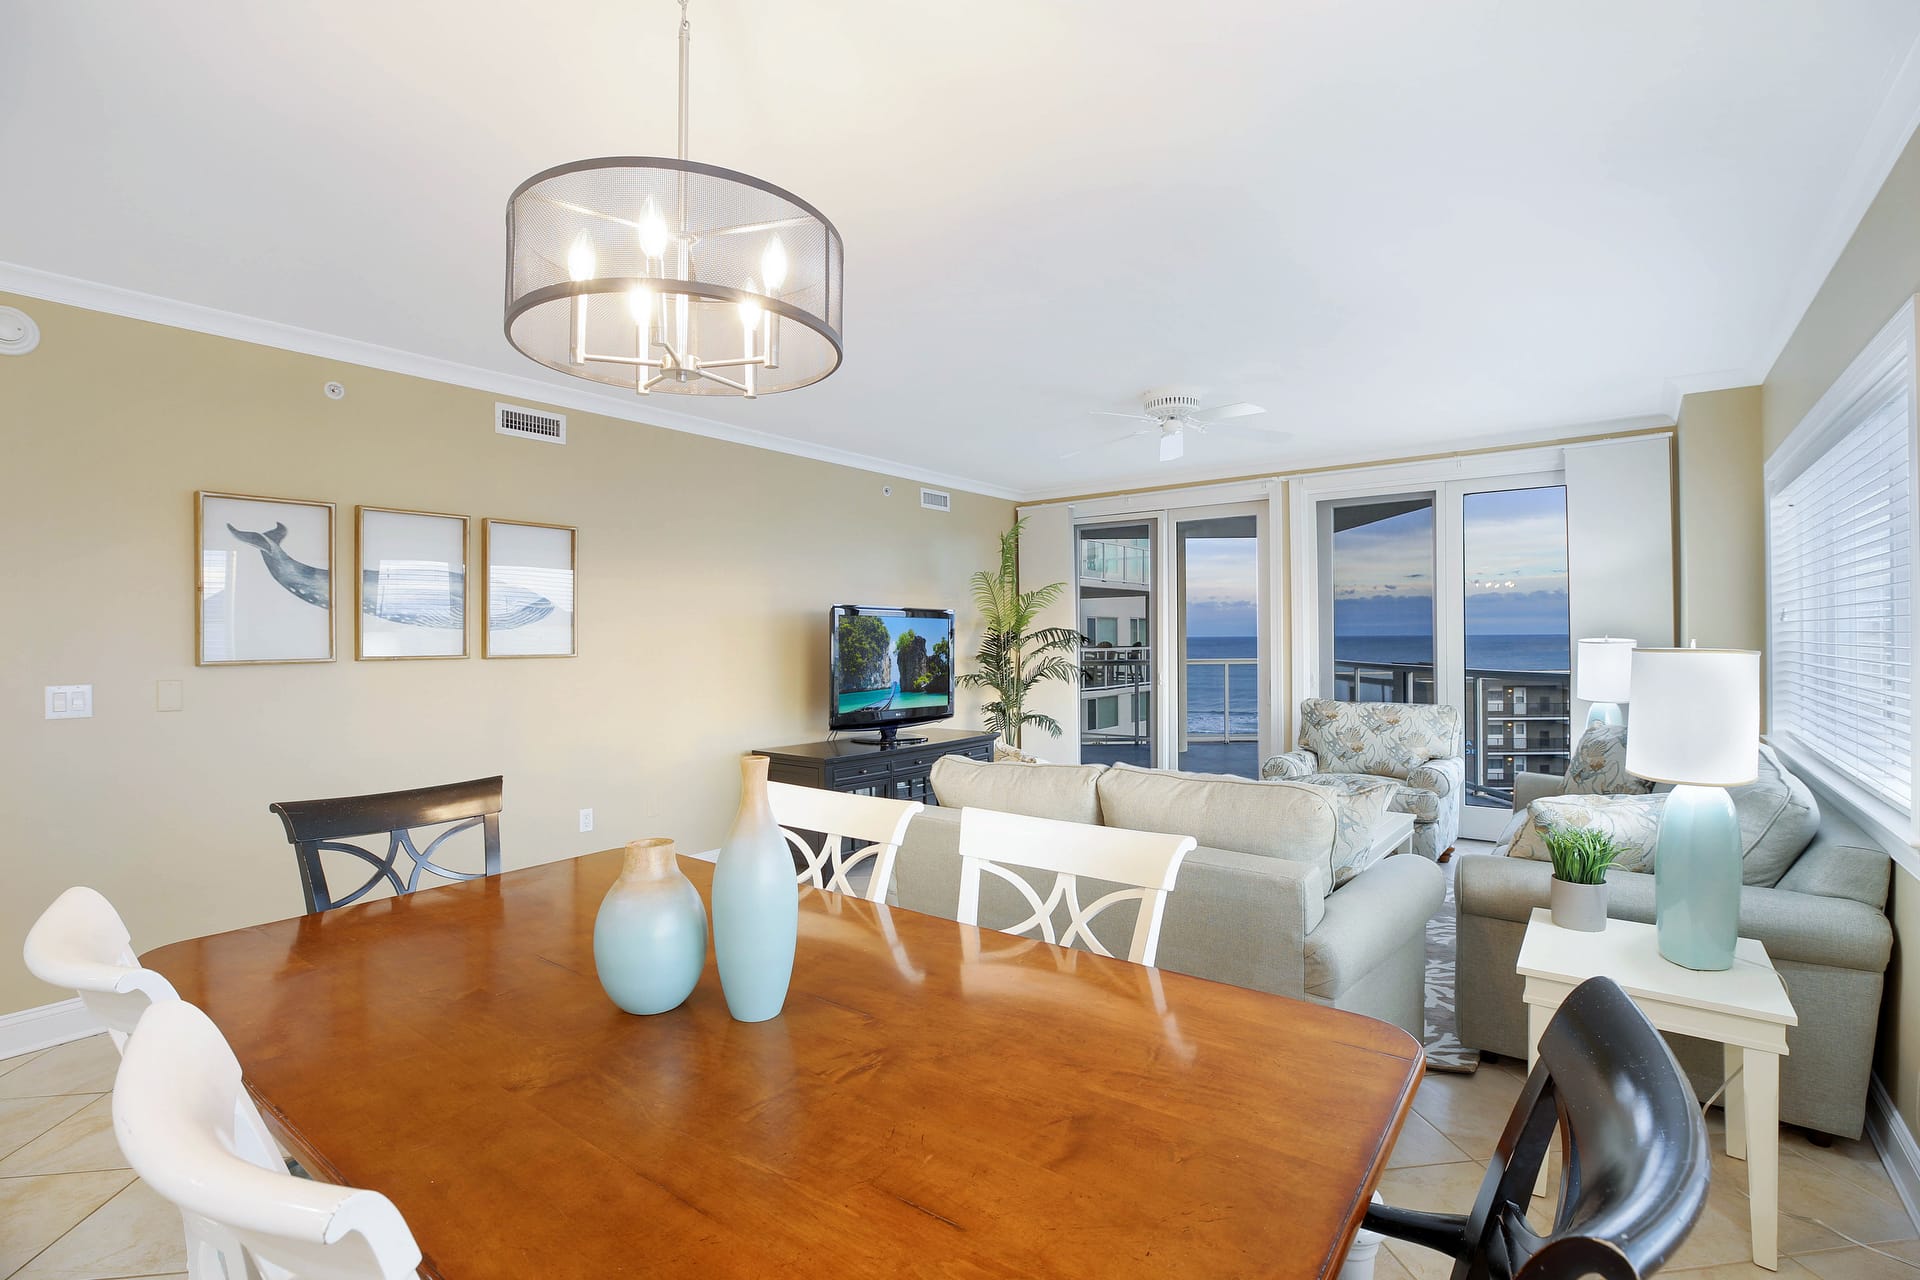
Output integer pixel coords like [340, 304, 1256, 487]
[1364, 975, 1709, 1280]
[269, 777, 504, 914]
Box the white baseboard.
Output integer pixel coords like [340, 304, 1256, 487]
[1868, 1074, 1920, 1233]
[0, 998, 103, 1061]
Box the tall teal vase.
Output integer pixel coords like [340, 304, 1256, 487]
[1654, 784, 1742, 971]
[594, 838, 707, 1015]
[712, 755, 798, 1023]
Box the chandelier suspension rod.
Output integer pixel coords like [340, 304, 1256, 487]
[677, 0, 691, 164]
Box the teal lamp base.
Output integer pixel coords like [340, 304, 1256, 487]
[1586, 702, 1624, 727]
[1654, 784, 1742, 971]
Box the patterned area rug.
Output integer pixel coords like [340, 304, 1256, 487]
[1423, 853, 1480, 1073]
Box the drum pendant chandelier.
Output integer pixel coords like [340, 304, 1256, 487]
[503, 0, 843, 397]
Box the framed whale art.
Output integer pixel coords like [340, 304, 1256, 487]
[482, 518, 577, 658]
[196, 491, 337, 665]
[356, 506, 469, 660]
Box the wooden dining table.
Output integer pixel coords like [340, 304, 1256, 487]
[144, 851, 1423, 1279]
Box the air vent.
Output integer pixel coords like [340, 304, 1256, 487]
[920, 487, 952, 512]
[495, 403, 566, 444]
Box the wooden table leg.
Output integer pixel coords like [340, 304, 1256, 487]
[1745, 1048, 1780, 1270]
[1724, 1042, 1747, 1161]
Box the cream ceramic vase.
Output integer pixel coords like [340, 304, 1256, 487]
[711, 755, 799, 1023]
[593, 838, 708, 1015]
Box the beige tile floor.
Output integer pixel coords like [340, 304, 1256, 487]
[0, 1033, 1915, 1277]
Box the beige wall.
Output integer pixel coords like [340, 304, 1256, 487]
[0, 294, 1013, 1017]
[1674, 386, 1765, 651]
[1760, 125, 1920, 1132]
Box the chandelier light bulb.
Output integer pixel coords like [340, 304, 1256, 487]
[638, 198, 670, 260]
[761, 237, 788, 295]
[567, 233, 596, 282]
[737, 279, 764, 333]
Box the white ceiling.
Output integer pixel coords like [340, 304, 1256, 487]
[5, 1, 1920, 500]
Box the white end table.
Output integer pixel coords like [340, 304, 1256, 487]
[1367, 811, 1417, 862]
[1516, 908, 1798, 1270]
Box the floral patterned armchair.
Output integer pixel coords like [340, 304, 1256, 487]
[1509, 722, 1652, 811]
[1261, 699, 1465, 861]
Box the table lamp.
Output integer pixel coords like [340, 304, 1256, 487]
[1575, 636, 1636, 726]
[1625, 647, 1760, 971]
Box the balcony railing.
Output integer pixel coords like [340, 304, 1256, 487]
[1079, 651, 1260, 748]
[1079, 539, 1151, 587]
[1184, 657, 1258, 744]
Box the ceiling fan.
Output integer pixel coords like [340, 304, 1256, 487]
[1064, 387, 1284, 462]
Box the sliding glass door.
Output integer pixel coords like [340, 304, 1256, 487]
[1310, 471, 1570, 841]
[1076, 500, 1271, 777]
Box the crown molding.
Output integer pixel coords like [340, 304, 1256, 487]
[0, 262, 1020, 502]
[1755, 27, 1920, 385]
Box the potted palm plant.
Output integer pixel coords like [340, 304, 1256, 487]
[1543, 826, 1619, 932]
[956, 519, 1081, 752]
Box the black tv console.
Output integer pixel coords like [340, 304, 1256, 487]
[754, 727, 997, 804]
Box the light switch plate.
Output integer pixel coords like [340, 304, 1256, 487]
[156, 680, 184, 712]
[578, 808, 594, 833]
[46, 685, 92, 719]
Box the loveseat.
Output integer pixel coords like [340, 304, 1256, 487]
[1454, 733, 1894, 1138]
[888, 757, 1445, 1038]
[1261, 699, 1465, 860]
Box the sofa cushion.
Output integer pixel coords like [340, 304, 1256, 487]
[1502, 746, 1821, 888]
[928, 756, 1104, 825]
[1505, 793, 1664, 874]
[1563, 723, 1652, 796]
[1096, 762, 1383, 891]
[1730, 745, 1820, 888]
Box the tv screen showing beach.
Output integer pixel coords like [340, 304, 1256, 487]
[834, 613, 953, 717]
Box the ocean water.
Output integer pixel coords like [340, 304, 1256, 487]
[1180, 632, 1569, 737]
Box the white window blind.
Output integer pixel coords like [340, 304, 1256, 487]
[1768, 309, 1915, 813]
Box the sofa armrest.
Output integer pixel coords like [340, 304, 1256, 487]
[1155, 847, 1327, 999]
[1303, 854, 1444, 1000]
[1775, 838, 1892, 911]
[1511, 771, 1564, 811]
[1262, 749, 1317, 780]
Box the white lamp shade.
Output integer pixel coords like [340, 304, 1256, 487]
[1624, 648, 1760, 786]
[1575, 637, 1637, 704]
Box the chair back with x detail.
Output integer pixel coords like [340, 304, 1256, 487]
[1362, 975, 1710, 1280]
[270, 776, 503, 914]
[955, 807, 1194, 967]
[768, 782, 924, 903]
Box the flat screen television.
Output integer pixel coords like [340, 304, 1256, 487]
[829, 605, 956, 745]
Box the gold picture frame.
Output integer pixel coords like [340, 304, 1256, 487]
[195, 491, 337, 666]
[355, 506, 472, 661]
[481, 518, 578, 658]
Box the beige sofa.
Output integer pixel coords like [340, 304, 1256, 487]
[888, 757, 1446, 1039]
[1455, 739, 1893, 1138]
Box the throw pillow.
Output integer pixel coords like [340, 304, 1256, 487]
[1506, 793, 1665, 874]
[1563, 723, 1652, 796]
[1728, 745, 1820, 887]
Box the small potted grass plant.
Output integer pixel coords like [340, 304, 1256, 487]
[1543, 826, 1619, 932]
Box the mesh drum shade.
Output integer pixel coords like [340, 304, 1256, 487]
[1624, 649, 1760, 787]
[1575, 637, 1637, 704]
[505, 157, 843, 395]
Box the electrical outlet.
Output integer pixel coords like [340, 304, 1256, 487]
[578, 808, 594, 833]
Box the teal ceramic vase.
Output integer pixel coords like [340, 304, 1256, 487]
[1654, 784, 1741, 971]
[712, 754, 798, 1023]
[594, 838, 707, 1015]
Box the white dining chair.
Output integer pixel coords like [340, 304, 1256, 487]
[768, 782, 924, 903]
[25, 886, 286, 1174]
[115, 1000, 426, 1280]
[955, 807, 1195, 967]
[23, 886, 180, 1049]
